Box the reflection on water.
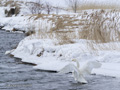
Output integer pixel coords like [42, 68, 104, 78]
[0, 30, 120, 90]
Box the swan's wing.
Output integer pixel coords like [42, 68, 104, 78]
[81, 61, 102, 75]
[58, 63, 88, 83]
[58, 64, 78, 74]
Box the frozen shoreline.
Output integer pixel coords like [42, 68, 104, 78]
[5, 36, 120, 78]
[1, 7, 120, 78]
[1, 30, 120, 90]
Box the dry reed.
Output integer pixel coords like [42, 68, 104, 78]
[27, 9, 120, 51]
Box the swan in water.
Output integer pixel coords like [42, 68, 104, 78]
[58, 59, 102, 84]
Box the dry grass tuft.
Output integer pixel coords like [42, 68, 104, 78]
[79, 10, 120, 43]
[28, 9, 120, 47]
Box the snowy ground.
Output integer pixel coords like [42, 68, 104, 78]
[1, 4, 120, 79]
[5, 34, 120, 78]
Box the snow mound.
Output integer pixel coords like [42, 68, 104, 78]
[5, 35, 120, 78]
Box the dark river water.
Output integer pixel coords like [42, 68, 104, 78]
[0, 30, 120, 90]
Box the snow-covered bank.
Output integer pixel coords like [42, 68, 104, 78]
[93, 63, 120, 78]
[0, 16, 28, 32]
[0, 14, 54, 33]
[1, 1, 120, 78]
[6, 34, 120, 78]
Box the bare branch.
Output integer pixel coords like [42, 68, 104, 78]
[45, 2, 53, 14]
[66, 0, 80, 13]
[25, 0, 44, 14]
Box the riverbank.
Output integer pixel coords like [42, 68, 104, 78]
[1, 30, 120, 90]
[2, 9, 120, 78]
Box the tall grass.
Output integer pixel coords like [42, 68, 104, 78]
[27, 9, 120, 51]
[80, 10, 120, 43]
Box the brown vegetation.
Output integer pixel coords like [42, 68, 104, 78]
[27, 9, 120, 46]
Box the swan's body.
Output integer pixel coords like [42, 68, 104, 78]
[58, 59, 101, 84]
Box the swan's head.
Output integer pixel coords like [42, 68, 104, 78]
[72, 59, 77, 62]
[72, 59, 80, 68]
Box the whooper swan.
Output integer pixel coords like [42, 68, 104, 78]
[58, 59, 101, 84]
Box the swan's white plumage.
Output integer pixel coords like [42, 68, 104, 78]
[59, 63, 88, 83]
[58, 64, 78, 74]
[58, 59, 101, 84]
[81, 61, 102, 75]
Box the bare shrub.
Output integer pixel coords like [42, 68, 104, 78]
[66, 0, 80, 13]
[45, 2, 54, 14]
[25, 0, 44, 14]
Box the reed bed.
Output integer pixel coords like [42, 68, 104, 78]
[27, 9, 120, 51]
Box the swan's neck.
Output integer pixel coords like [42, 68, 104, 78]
[76, 60, 80, 68]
